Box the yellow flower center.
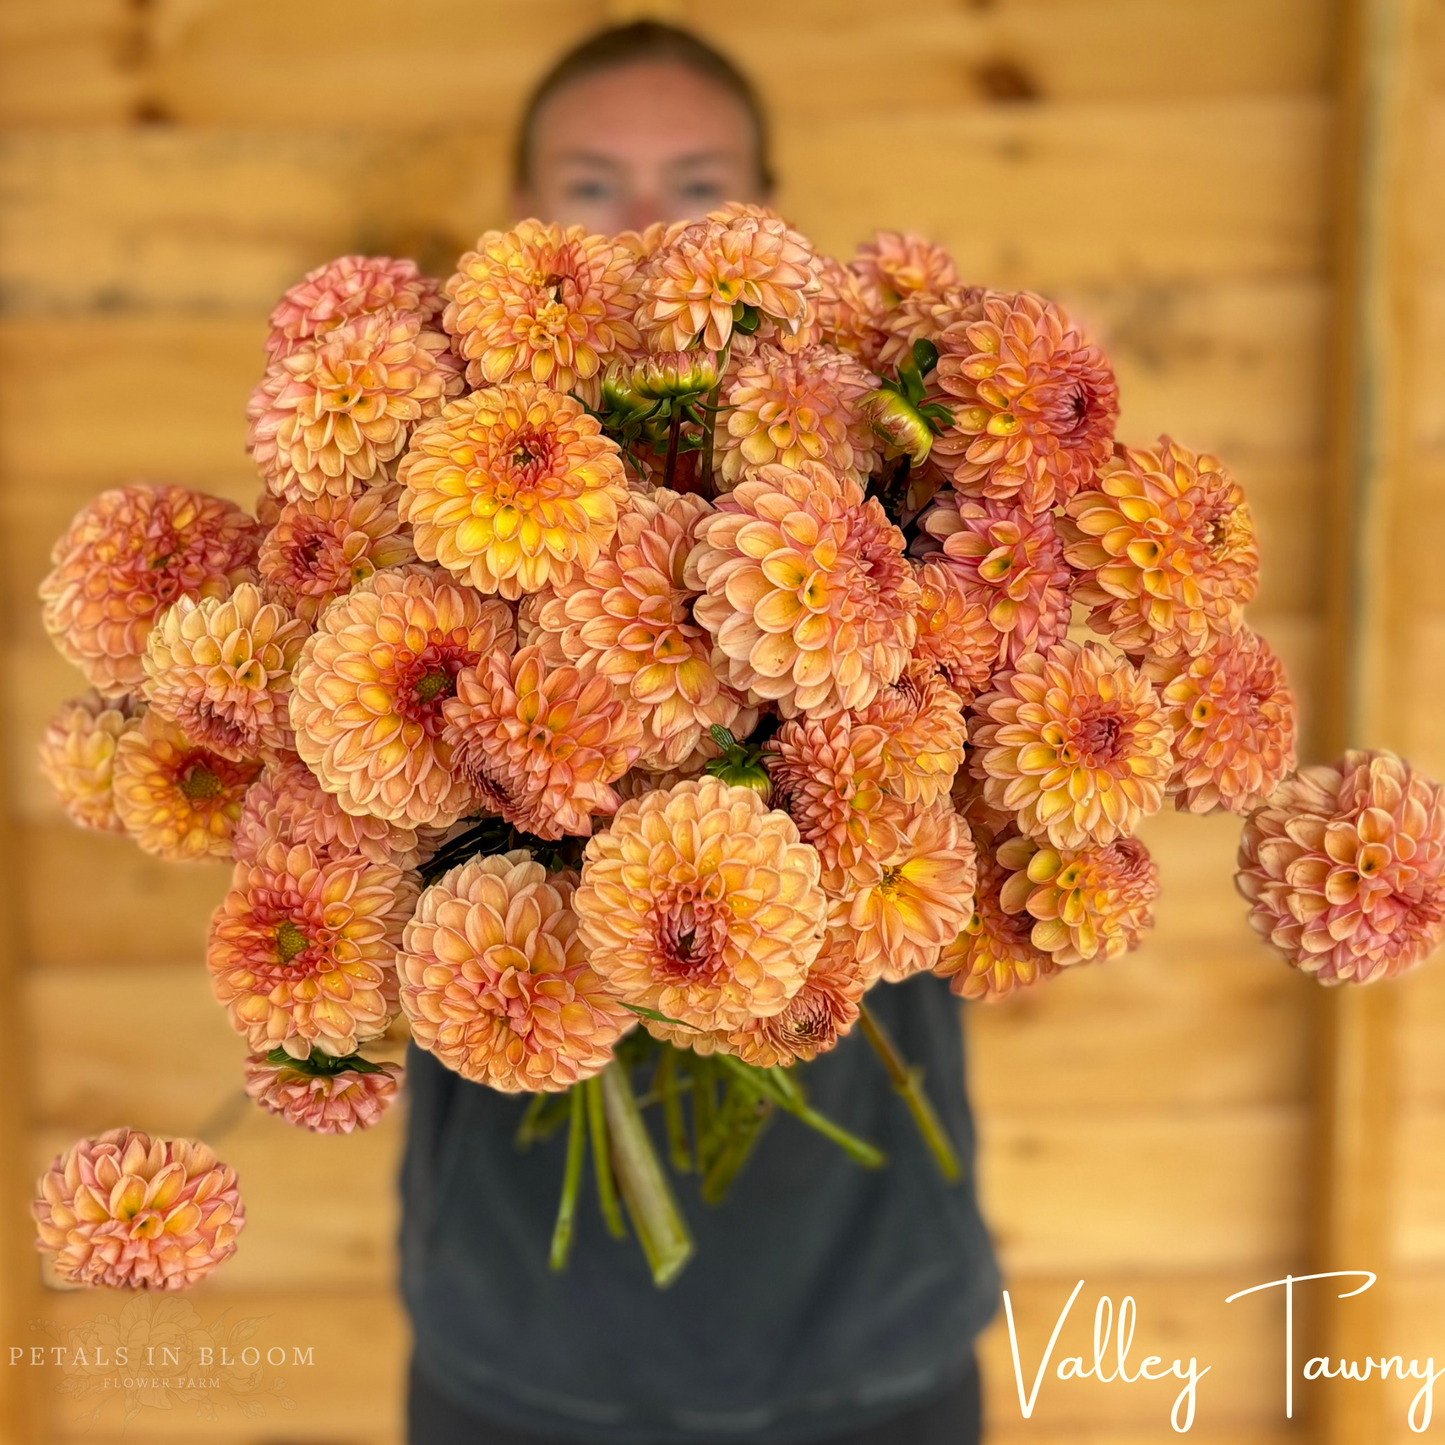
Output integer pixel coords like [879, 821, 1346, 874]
[180, 765, 221, 800]
[875, 865, 905, 898]
[275, 919, 309, 964]
[414, 668, 453, 703]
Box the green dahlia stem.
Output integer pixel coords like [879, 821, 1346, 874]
[548, 1086, 588, 1273]
[857, 1003, 962, 1184]
[599, 1061, 696, 1288]
[713, 1054, 885, 1171]
[584, 1076, 627, 1240]
[654, 1047, 692, 1173]
[701, 1090, 774, 1205]
[691, 1054, 718, 1172]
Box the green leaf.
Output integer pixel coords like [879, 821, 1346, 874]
[912, 338, 939, 377]
[732, 303, 762, 335]
[621, 1002, 698, 1031]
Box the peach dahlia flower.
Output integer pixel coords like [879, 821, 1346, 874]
[1237, 750, 1445, 984]
[400, 853, 631, 1091]
[399, 383, 630, 599]
[934, 289, 1118, 516]
[852, 660, 968, 807]
[38, 691, 142, 834]
[442, 646, 642, 839]
[143, 583, 307, 761]
[33, 1129, 244, 1291]
[207, 838, 415, 1059]
[244, 1055, 404, 1134]
[688, 460, 919, 718]
[574, 779, 827, 1032]
[443, 220, 642, 395]
[289, 567, 516, 828]
[257, 485, 417, 625]
[909, 560, 1000, 702]
[851, 231, 961, 312]
[972, 641, 1174, 849]
[248, 311, 462, 504]
[40, 485, 261, 697]
[112, 710, 260, 861]
[264, 255, 443, 360]
[1064, 437, 1260, 659]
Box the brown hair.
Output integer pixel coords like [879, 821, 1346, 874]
[513, 21, 775, 194]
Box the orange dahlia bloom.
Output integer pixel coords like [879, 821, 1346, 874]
[208, 838, 415, 1059]
[1064, 437, 1260, 659]
[972, 641, 1174, 849]
[813, 255, 876, 358]
[934, 290, 1118, 515]
[40, 485, 261, 697]
[289, 567, 515, 827]
[718, 343, 880, 487]
[874, 285, 986, 372]
[441, 646, 642, 839]
[532, 489, 746, 768]
[112, 711, 260, 861]
[1237, 750, 1445, 984]
[923, 494, 1071, 670]
[400, 853, 631, 1091]
[244, 1055, 404, 1134]
[143, 583, 307, 761]
[910, 560, 999, 702]
[851, 231, 961, 313]
[38, 691, 141, 833]
[257, 485, 417, 624]
[834, 806, 977, 983]
[264, 255, 443, 360]
[33, 1130, 244, 1292]
[717, 929, 868, 1067]
[688, 460, 919, 717]
[398, 383, 629, 599]
[614, 222, 670, 261]
[998, 832, 1159, 967]
[1150, 628, 1297, 814]
[248, 312, 463, 504]
[934, 824, 1059, 1002]
[234, 753, 431, 870]
[574, 779, 827, 1031]
[853, 660, 968, 807]
[765, 710, 907, 885]
[637, 211, 820, 353]
[443, 220, 642, 395]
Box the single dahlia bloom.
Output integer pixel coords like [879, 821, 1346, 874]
[851, 231, 961, 313]
[934, 289, 1118, 515]
[40, 485, 261, 697]
[243, 1054, 404, 1133]
[922, 494, 1072, 668]
[1063, 437, 1260, 658]
[688, 460, 920, 717]
[400, 853, 632, 1091]
[1150, 628, 1297, 814]
[852, 660, 968, 806]
[289, 566, 516, 828]
[873, 285, 986, 372]
[112, 711, 260, 861]
[972, 641, 1174, 849]
[529, 489, 746, 768]
[834, 805, 977, 983]
[998, 832, 1159, 967]
[1237, 750, 1445, 984]
[765, 710, 908, 888]
[574, 779, 827, 1032]
[934, 824, 1059, 1002]
[717, 929, 869, 1067]
[441, 646, 642, 839]
[33, 1130, 244, 1291]
[257, 485, 417, 624]
[637, 211, 820, 353]
[208, 838, 415, 1059]
[398, 383, 630, 599]
[717, 343, 880, 487]
[233, 753, 431, 870]
[910, 560, 999, 701]
[142, 583, 307, 761]
[38, 691, 142, 833]
[248, 311, 463, 504]
[264, 255, 443, 360]
[443, 220, 642, 395]
[813, 255, 876, 358]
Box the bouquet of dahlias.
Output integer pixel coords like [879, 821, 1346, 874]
[34, 208, 1445, 1291]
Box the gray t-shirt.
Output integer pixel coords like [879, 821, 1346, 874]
[399, 974, 1000, 1444]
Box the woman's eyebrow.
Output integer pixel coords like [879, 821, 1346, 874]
[664, 150, 744, 172]
[550, 151, 625, 171]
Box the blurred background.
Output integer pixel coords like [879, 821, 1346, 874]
[0, 0, 1442, 1441]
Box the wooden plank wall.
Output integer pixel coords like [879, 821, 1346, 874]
[0, 1, 1437, 1442]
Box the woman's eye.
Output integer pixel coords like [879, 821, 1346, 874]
[678, 181, 725, 202]
[566, 180, 613, 202]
